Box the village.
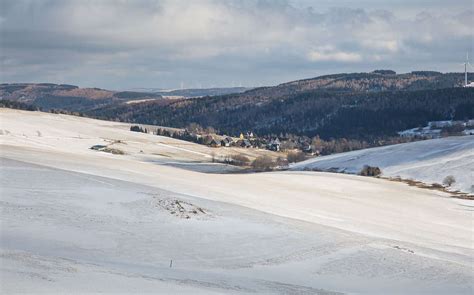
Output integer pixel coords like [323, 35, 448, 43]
[130, 122, 428, 162]
[131, 125, 290, 153]
[127, 119, 474, 173]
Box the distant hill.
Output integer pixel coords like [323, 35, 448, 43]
[156, 87, 251, 98]
[86, 71, 474, 141]
[228, 71, 472, 104]
[0, 83, 251, 111]
[0, 83, 163, 111]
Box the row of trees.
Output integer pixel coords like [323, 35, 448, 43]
[211, 153, 284, 171]
[0, 99, 39, 111]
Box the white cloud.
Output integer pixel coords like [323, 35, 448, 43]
[308, 50, 362, 62]
[361, 40, 400, 52]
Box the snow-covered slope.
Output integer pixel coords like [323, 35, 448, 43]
[291, 136, 474, 193]
[1, 108, 473, 294]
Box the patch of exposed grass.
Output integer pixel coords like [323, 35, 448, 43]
[386, 177, 473, 200]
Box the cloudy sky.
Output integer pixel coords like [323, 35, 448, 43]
[1, 0, 473, 90]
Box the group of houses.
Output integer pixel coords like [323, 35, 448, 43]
[205, 132, 282, 151]
[398, 120, 474, 138]
[130, 124, 288, 152]
[196, 130, 286, 152]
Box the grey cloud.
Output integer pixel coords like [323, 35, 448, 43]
[0, 0, 473, 89]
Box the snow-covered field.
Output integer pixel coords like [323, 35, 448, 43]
[291, 136, 474, 194]
[1, 109, 473, 294]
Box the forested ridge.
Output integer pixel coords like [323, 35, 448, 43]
[88, 87, 474, 140]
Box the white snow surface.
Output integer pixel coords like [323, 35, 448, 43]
[1, 109, 473, 294]
[292, 136, 474, 193]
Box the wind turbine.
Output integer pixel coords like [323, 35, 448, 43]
[463, 52, 473, 87]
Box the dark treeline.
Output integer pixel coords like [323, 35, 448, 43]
[0, 99, 39, 111]
[34, 96, 112, 111]
[0, 99, 89, 118]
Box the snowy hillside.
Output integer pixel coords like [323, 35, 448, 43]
[291, 136, 474, 194]
[1, 108, 473, 294]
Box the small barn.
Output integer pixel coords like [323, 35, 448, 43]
[221, 137, 234, 147]
[209, 138, 220, 148]
[237, 139, 252, 148]
[267, 138, 281, 151]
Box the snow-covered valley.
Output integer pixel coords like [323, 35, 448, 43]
[1, 109, 473, 294]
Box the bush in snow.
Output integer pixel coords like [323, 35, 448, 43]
[359, 165, 381, 177]
[431, 183, 444, 189]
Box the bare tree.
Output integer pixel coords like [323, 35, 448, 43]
[287, 151, 306, 163]
[186, 123, 202, 134]
[210, 152, 216, 163]
[442, 175, 456, 187]
[231, 154, 250, 166]
[251, 156, 276, 171]
[276, 156, 289, 168]
[205, 126, 216, 134]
